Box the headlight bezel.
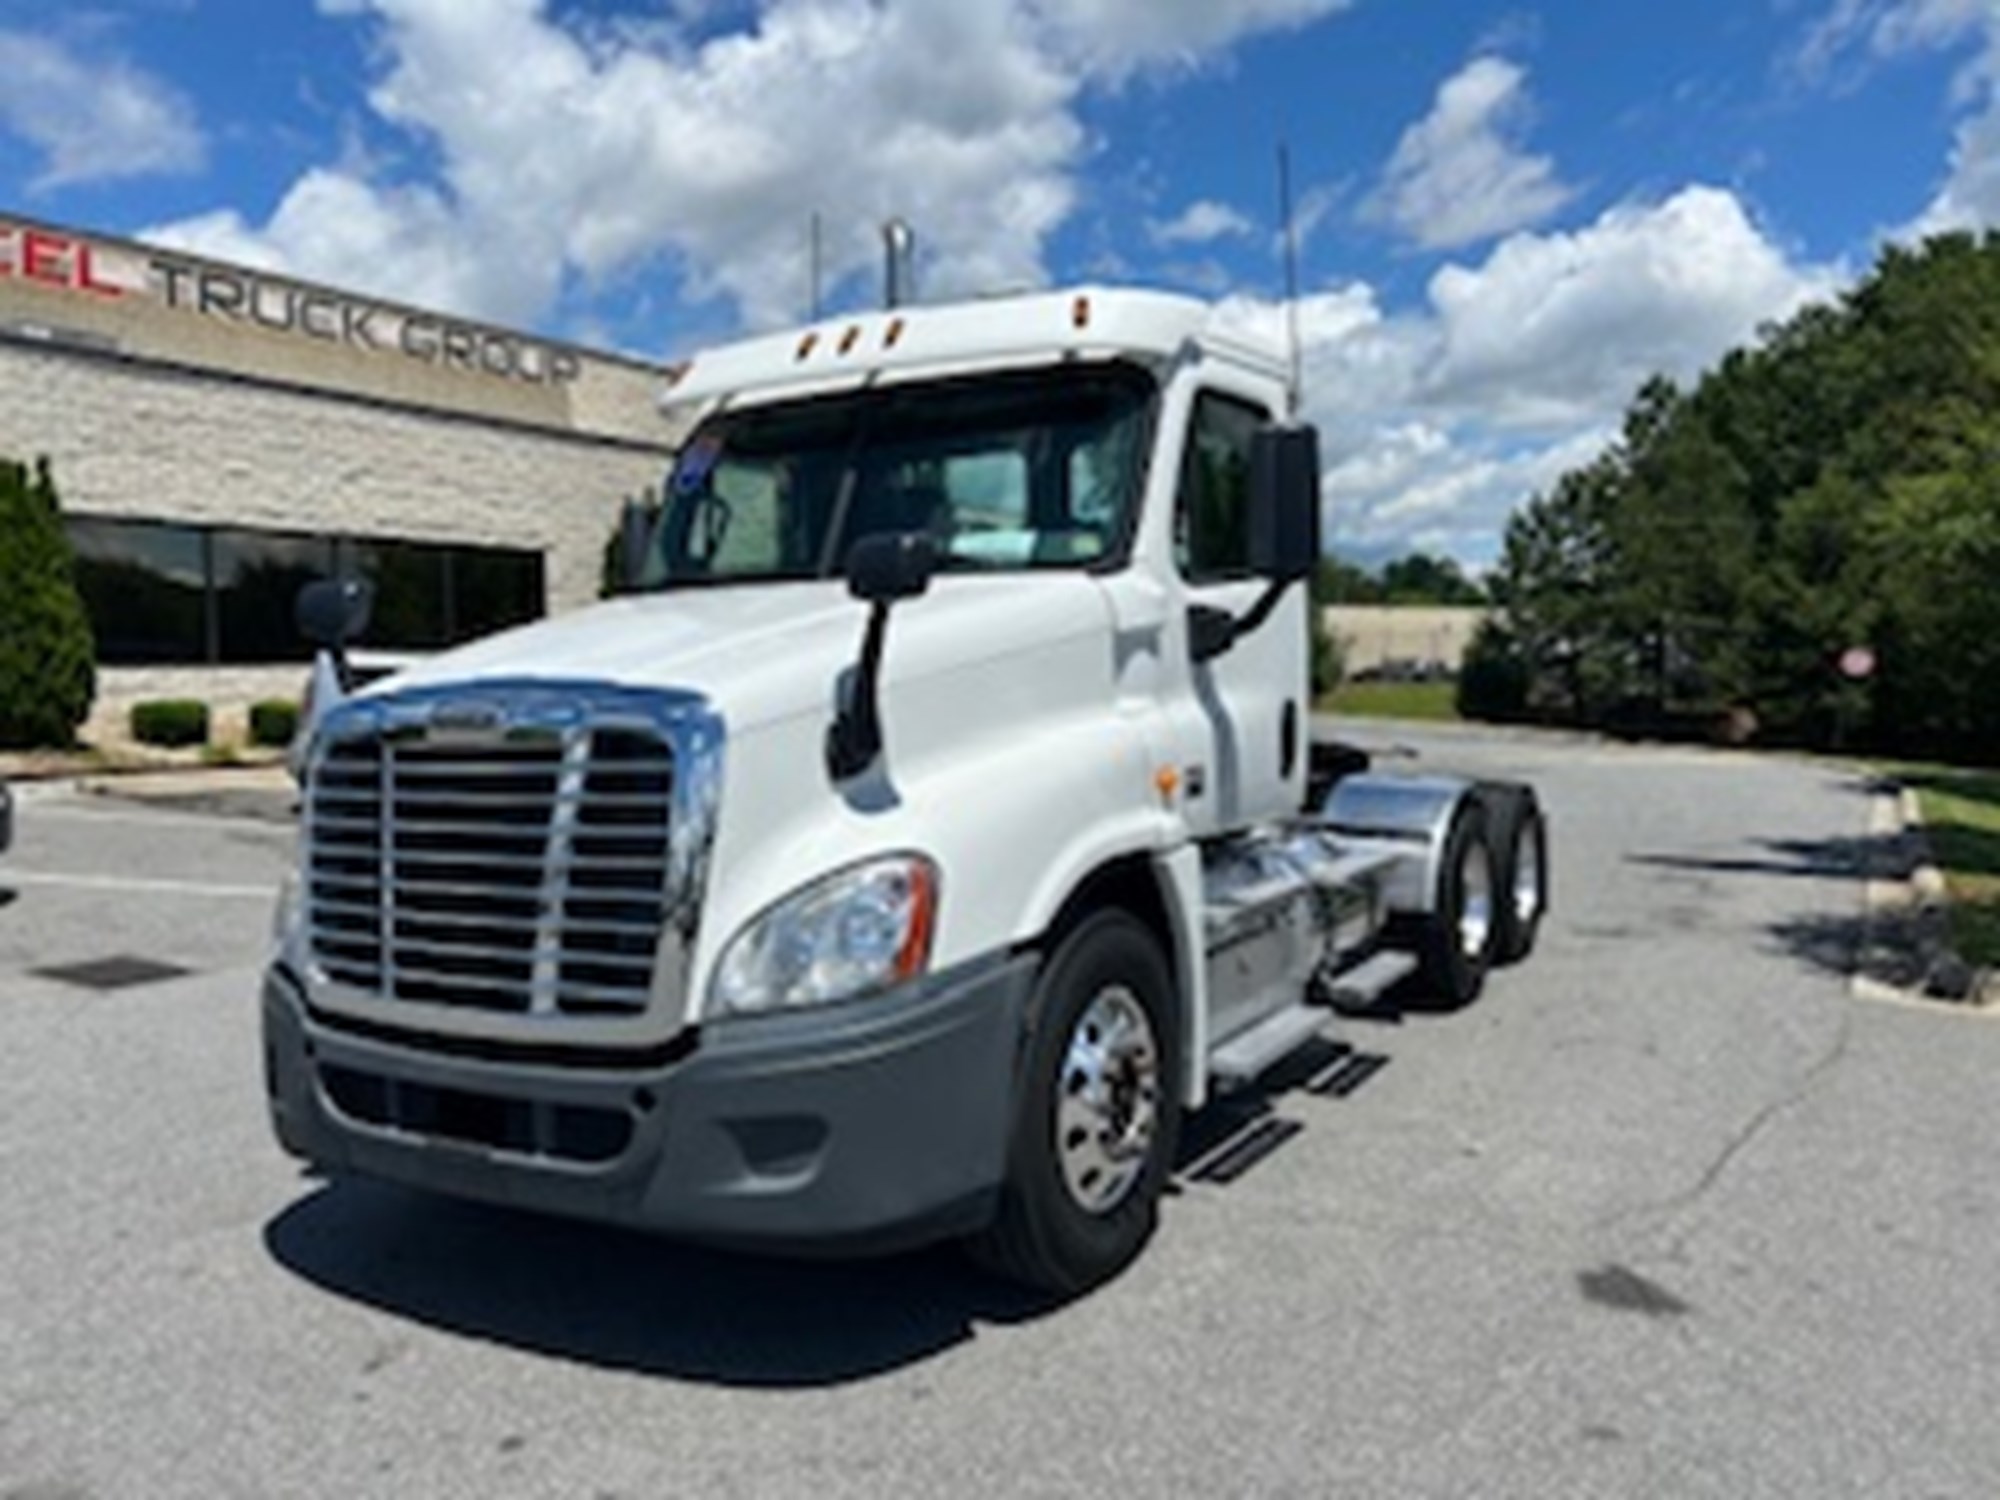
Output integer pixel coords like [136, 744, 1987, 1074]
[707, 852, 940, 1019]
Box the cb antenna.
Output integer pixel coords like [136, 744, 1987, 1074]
[1278, 141, 1304, 422]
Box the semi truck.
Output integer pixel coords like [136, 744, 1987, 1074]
[263, 286, 1548, 1293]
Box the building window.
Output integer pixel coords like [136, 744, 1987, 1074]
[213, 527, 336, 664]
[344, 537, 452, 650]
[68, 517, 208, 665]
[452, 546, 543, 640]
[64, 516, 546, 665]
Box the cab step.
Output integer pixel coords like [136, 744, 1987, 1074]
[1319, 949, 1418, 1014]
[1209, 1004, 1332, 1093]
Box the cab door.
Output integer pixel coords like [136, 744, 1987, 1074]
[1169, 389, 1309, 838]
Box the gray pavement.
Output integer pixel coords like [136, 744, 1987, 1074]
[4, 733, 1999, 1498]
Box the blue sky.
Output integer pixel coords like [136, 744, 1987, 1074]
[2, 0, 1995, 567]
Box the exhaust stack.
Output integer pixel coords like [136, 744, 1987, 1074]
[883, 219, 915, 310]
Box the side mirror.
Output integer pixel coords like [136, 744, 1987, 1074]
[846, 532, 938, 604]
[295, 577, 374, 648]
[826, 533, 937, 783]
[1248, 424, 1321, 583]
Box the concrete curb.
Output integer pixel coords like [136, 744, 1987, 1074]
[1856, 780, 2000, 1011]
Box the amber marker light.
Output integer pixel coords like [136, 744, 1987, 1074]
[1072, 295, 1092, 330]
[795, 332, 819, 361]
[884, 317, 906, 349]
[838, 324, 862, 355]
[1154, 765, 1181, 801]
[894, 859, 939, 981]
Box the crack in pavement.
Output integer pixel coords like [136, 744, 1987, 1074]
[1595, 996, 1854, 1246]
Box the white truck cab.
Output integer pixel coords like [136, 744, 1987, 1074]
[263, 286, 1548, 1292]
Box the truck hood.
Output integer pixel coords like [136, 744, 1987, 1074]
[381, 574, 1114, 731]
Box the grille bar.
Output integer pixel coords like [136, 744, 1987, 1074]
[306, 698, 681, 1020]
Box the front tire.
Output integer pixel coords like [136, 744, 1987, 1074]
[969, 911, 1181, 1295]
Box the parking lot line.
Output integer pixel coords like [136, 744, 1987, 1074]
[1, 868, 277, 900]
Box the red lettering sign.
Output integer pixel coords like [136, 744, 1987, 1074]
[0, 225, 123, 299]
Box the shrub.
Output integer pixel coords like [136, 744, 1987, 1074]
[1455, 619, 1530, 723]
[131, 699, 210, 748]
[0, 457, 95, 747]
[248, 699, 301, 747]
[1310, 605, 1344, 699]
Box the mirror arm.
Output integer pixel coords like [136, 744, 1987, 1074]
[1188, 578, 1297, 664]
[826, 601, 893, 781]
[1234, 577, 1294, 638]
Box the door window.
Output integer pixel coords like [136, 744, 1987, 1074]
[1174, 392, 1267, 583]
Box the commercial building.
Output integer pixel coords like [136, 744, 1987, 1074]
[0, 213, 685, 742]
[1325, 605, 1487, 677]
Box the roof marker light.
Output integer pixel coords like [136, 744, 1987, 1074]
[884, 317, 906, 349]
[838, 325, 862, 355]
[1072, 295, 1091, 330]
[796, 332, 819, 361]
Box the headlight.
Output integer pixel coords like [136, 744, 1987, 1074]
[709, 854, 938, 1017]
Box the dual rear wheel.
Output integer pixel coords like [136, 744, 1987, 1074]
[1415, 785, 1547, 1007]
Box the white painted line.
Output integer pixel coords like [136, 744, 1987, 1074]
[16, 801, 292, 834]
[1, 868, 277, 900]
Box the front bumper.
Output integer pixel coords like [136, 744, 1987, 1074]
[262, 952, 1036, 1254]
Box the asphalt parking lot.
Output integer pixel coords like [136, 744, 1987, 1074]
[5, 729, 2000, 1499]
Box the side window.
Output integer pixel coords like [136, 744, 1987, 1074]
[1174, 392, 1266, 582]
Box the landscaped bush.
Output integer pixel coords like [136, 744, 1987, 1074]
[1455, 619, 1530, 723]
[0, 457, 95, 748]
[248, 699, 301, 747]
[130, 699, 210, 748]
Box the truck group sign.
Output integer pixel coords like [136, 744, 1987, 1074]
[0, 220, 582, 388]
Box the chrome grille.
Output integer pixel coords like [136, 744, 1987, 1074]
[306, 708, 681, 1018]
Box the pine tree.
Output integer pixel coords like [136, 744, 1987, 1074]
[0, 457, 96, 747]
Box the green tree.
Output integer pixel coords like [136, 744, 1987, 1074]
[0, 457, 95, 747]
[1486, 230, 2000, 760]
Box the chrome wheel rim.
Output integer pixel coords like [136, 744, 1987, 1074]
[1513, 824, 1542, 927]
[1055, 984, 1162, 1215]
[1458, 840, 1493, 960]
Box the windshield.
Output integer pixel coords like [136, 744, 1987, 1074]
[641, 364, 1155, 588]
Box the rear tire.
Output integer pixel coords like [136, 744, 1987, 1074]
[1413, 800, 1499, 1008]
[1484, 784, 1548, 965]
[968, 910, 1181, 1296]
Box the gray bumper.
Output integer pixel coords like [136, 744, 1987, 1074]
[262, 952, 1036, 1253]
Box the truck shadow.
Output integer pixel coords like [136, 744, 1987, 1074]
[263, 1038, 1392, 1389]
[264, 1177, 1058, 1389]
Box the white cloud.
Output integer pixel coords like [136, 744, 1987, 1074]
[1224, 186, 1839, 567]
[145, 171, 505, 315]
[1148, 199, 1254, 247]
[1796, 0, 2000, 240]
[1911, 88, 2000, 233]
[1798, 0, 1992, 79]
[148, 0, 1349, 330]
[1419, 186, 1840, 429]
[1030, 0, 1353, 81]
[0, 30, 204, 189]
[1363, 55, 1575, 251]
